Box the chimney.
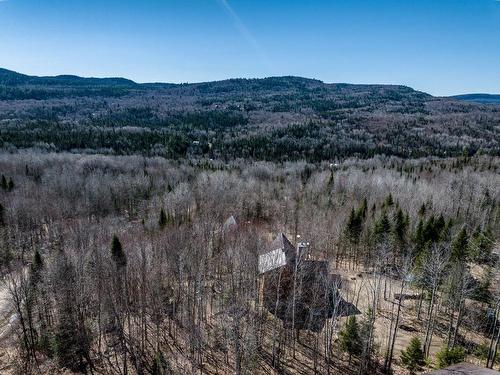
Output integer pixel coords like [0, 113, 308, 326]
[297, 241, 310, 259]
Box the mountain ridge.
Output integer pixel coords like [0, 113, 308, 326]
[3, 68, 499, 101]
[452, 93, 500, 104]
[0, 67, 498, 161]
[0, 67, 429, 95]
[0, 67, 137, 87]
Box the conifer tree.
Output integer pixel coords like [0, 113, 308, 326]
[345, 207, 362, 244]
[1, 175, 7, 191]
[415, 219, 425, 251]
[53, 251, 90, 372]
[440, 218, 453, 242]
[358, 197, 368, 219]
[339, 316, 362, 364]
[435, 214, 445, 235]
[436, 346, 465, 368]
[469, 227, 493, 263]
[374, 210, 391, 242]
[159, 208, 167, 228]
[111, 235, 127, 268]
[451, 227, 468, 262]
[418, 203, 426, 216]
[393, 207, 408, 245]
[384, 193, 394, 207]
[30, 249, 44, 284]
[423, 215, 438, 243]
[345, 200, 368, 244]
[400, 337, 425, 374]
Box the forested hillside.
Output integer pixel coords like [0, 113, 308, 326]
[0, 69, 499, 375]
[453, 94, 500, 105]
[0, 152, 499, 374]
[0, 68, 499, 161]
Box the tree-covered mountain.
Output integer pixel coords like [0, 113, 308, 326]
[452, 94, 500, 105]
[0, 68, 498, 161]
[0, 67, 136, 87]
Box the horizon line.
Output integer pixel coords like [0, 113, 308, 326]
[1, 66, 499, 97]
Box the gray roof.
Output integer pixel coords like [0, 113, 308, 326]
[426, 363, 499, 374]
[269, 233, 296, 259]
[222, 215, 237, 232]
[258, 248, 287, 274]
[258, 233, 296, 274]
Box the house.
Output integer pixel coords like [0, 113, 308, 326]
[259, 233, 360, 332]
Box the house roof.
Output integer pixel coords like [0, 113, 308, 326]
[258, 233, 297, 274]
[426, 363, 499, 374]
[222, 215, 237, 232]
[258, 248, 287, 274]
[269, 233, 296, 258]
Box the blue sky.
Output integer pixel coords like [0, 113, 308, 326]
[0, 0, 499, 95]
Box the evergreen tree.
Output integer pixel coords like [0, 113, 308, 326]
[30, 249, 44, 281]
[393, 207, 408, 245]
[152, 351, 170, 374]
[345, 200, 368, 244]
[7, 177, 14, 192]
[339, 316, 362, 364]
[469, 227, 493, 263]
[159, 208, 167, 228]
[28, 250, 44, 318]
[400, 337, 425, 374]
[384, 193, 394, 207]
[451, 227, 469, 262]
[436, 346, 466, 368]
[423, 215, 438, 243]
[358, 197, 368, 219]
[111, 235, 127, 268]
[374, 210, 391, 242]
[434, 214, 445, 236]
[0, 202, 4, 226]
[440, 218, 453, 242]
[345, 207, 362, 244]
[414, 219, 425, 251]
[1, 175, 7, 191]
[418, 203, 426, 216]
[53, 252, 90, 372]
[359, 307, 377, 372]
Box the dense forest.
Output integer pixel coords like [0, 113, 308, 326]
[0, 68, 499, 161]
[0, 69, 499, 375]
[0, 151, 498, 374]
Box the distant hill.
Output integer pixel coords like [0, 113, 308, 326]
[0, 68, 498, 161]
[452, 93, 500, 104]
[0, 68, 137, 87]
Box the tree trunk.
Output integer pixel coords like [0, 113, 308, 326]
[424, 284, 437, 357]
[451, 301, 464, 348]
[386, 279, 405, 373]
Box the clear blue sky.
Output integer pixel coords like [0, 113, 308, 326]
[0, 0, 499, 95]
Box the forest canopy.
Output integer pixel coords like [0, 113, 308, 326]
[0, 69, 498, 161]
